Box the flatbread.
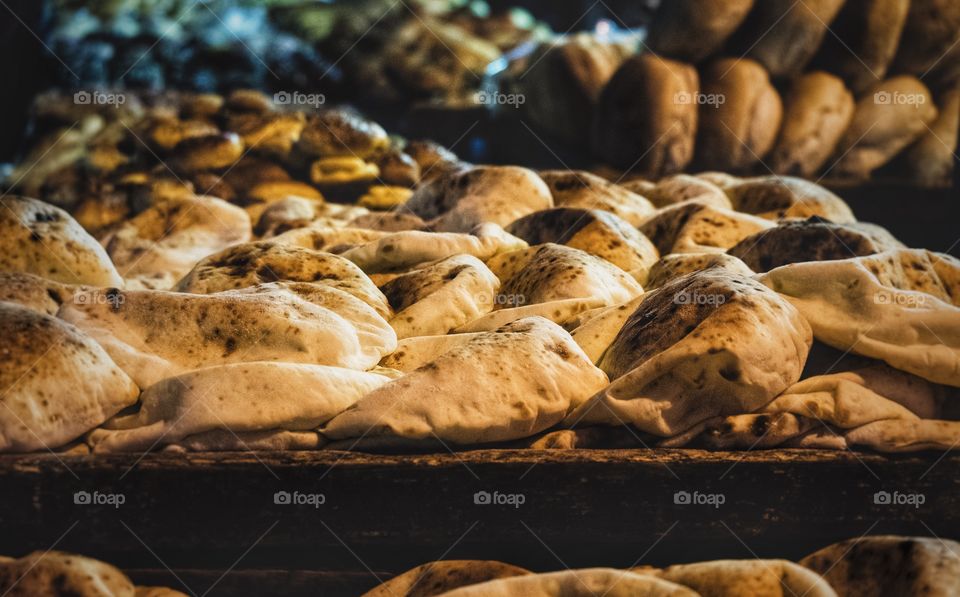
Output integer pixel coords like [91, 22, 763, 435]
[0, 302, 139, 453]
[760, 249, 960, 386]
[323, 317, 609, 446]
[0, 550, 135, 596]
[645, 253, 754, 290]
[845, 419, 960, 452]
[570, 295, 647, 363]
[361, 561, 530, 597]
[506, 208, 659, 274]
[0, 196, 123, 287]
[642, 174, 732, 210]
[174, 240, 391, 318]
[567, 269, 811, 436]
[61, 284, 396, 387]
[167, 429, 324, 452]
[435, 568, 697, 597]
[0, 272, 75, 316]
[539, 170, 655, 227]
[648, 559, 838, 597]
[270, 226, 388, 252]
[406, 166, 553, 232]
[89, 362, 389, 453]
[104, 195, 251, 288]
[728, 217, 904, 272]
[725, 176, 856, 223]
[801, 536, 960, 596]
[379, 333, 484, 372]
[454, 298, 606, 333]
[381, 254, 500, 339]
[341, 224, 526, 274]
[640, 202, 774, 255]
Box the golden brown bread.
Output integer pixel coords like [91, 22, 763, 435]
[646, 0, 755, 63]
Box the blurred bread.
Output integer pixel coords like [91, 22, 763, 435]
[888, 89, 960, 187]
[591, 54, 699, 176]
[770, 72, 855, 177]
[646, 0, 754, 63]
[891, 0, 960, 77]
[695, 58, 783, 172]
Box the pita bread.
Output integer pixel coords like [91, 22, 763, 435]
[759, 249, 960, 386]
[640, 202, 774, 255]
[539, 170, 655, 226]
[645, 253, 754, 290]
[455, 298, 606, 334]
[342, 224, 526, 274]
[648, 559, 838, 597]
[506, 208, 659, 274]
[379, 333, 484, 372]
[845, 419, 960, 452]
[174, 240, 391, 318]
[642, 175, 732, 210]
[349, 210, 428, 232]
[167, 429, 323, 452]
[496, 244, 643, 308]
[724, 176, 856, 223]
[381, 255, 500, 339]
[567, 269, 811, 436]
[435, 568, 697, 597]
[361, 561, 530, 597]
[0, 302, 139, 453]
[252, 196, 324, 237]
[0, 196, 123, 287]
[570, 295, 647, 363]
[801, 536, 960, 596]
[135, 588, 189, 597]
[728, 217, 904, 272]
[88, 362, 389, 452]
[406, 166, 553, 232]
[323, 317, 609, 446]
[0, 550, 135, 596]
[0, 272, 74, 316]
[271, 226, 387, 252]
[61, 284, 396, 387]
[104, 195, 252, 289]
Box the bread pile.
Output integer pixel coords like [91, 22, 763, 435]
[362, 535, 960, 597]
[511, 0, 960, 186]
[0, 89, 958, 455]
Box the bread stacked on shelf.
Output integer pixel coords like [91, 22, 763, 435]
[510, 0, 959, 186]
[0, 89, 958, 455]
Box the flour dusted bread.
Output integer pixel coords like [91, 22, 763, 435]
[61, 284, 396, 387]
[769, 73, 856, 177]
[435, 568, 697, 597]
[362, 561, 530, 597]
[506, 208, 658, 273]
[802, 536, 960, 596]
[647, 559, 837, 597]
[323, 317, 608, 447]
[381, 254, 500, 339]
[645, 253, 754, 290]
[174, 240, 390, 317]
[379, 333, 483, 372]
[760, 249, 960, 386]
[567, 269, 811, 436]
[646, 0, 754, 63]
[0, 272, 74, 316]
[640, 202, 774, 255]
[88, 362, 390, 453]
[728, 218, 903, 272]
[570, 295, 647, 363]
[591, 54, 699, 176]
[735, 0, 845, 77]
[538, 170, 655, 227]
[641, 174, 732, 210]
[695, 59, 782, 172]
[0, 551, 135, 596]
[723, 176, 856, 223]
[0, 196, 123, 287]
[405, 165, 552, 232]
[104, 195, 251, 288]
[0, 302, 139, 452]
[271, 226, 387, 252]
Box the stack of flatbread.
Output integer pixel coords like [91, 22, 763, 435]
[1, 89, 958, 455]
